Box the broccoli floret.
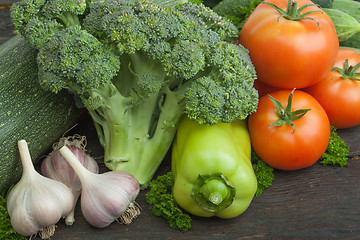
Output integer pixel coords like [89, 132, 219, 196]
[10, 0, 86, 48]
[12, 0, 258, 188]
[37, 25, 120, 95]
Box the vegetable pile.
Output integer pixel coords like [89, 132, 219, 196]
[10, 0, 258, 189]
[1, 0, 359, 237]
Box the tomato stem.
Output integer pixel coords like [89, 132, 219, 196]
[262, 0, 322, 29]
[267, 89, 311, 133]
[332, 59, 360, 81]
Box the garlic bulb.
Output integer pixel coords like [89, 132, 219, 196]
[59, 146, 141, 228]
[41, 135, 99, 225]
[7, 140, 74, 239]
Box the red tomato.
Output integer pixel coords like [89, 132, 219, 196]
[239, 0, 339, 89]
[304, 48, 360, 129]
[248, 89, 330, 171]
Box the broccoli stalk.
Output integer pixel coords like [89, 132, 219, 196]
[90, 84, 183, 185]
[11, 0, 259, 188]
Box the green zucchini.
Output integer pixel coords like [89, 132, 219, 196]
[0, 35, 85, 194]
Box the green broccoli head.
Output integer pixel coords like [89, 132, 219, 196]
[79, 0, 257, 124]
[10, 0, 86, 48]
[185, 76, 226, 125]
[37, 25, 120, 109]
[207, 41, 258, 122]
[184, 41, 258, 124]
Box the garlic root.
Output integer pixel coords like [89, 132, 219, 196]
[117, 202, 142, 225]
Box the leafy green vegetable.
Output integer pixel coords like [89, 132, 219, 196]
[213, 0, 262, 31]
[145, 172, 191, 231]
[231, 0, 263, 31]
[11, 0, 258, 188]
[0, 191, 26, 240]
[202, 0, 221, 8]
[251, 149, 274, 196]
[320, 126, 349, 167]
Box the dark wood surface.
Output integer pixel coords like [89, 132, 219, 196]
[1, 2, 360, 239]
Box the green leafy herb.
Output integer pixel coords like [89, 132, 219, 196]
[251, 150, 274, 196]
[214, 0, 263, 31]
[320, 126, 349, 167]
[0, 191, 26, 240]
[236, 0, 263, 30]
[145, 172, 191, 231]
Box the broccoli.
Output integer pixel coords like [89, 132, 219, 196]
[11, 0, 258, 188]
[10, 0, 86, 48]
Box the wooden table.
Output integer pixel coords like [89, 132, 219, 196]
[1, 2, 360, 239]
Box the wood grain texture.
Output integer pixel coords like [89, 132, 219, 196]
[1, 3, 359, 239]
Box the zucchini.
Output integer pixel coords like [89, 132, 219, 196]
[0, 35, 85, 194]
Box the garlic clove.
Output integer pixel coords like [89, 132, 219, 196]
[80, 171, 140, 228]
[7, 140, 75, 239]
[59, 146, 141, 228]
[41, 135, 99, 226]
[8, 201, 39, 236]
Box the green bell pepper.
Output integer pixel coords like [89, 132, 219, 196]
[171, 116, 257, 218]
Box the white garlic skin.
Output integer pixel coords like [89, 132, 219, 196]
[41, 144, 99, 191]
[7, 140, 74, 237]
[59, 146, 140, 228]
[80, 171, 140, 228]
[7, 176, 75, 236]
[41, 145, 99, 225]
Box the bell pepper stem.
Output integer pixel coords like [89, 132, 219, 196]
[192, 173, 235, 212]
[199, 179, 229, 205]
